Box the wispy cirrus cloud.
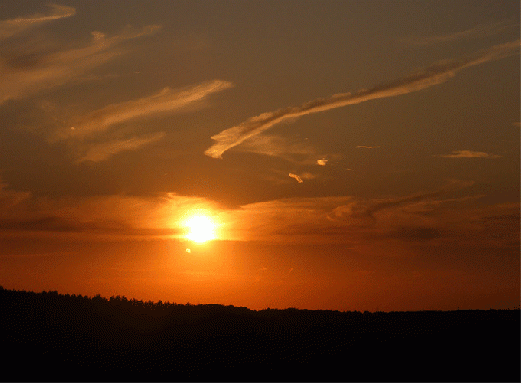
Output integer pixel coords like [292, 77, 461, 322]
[56, 80, 233, 140]
[437, 150, 501, 158]
[61, 80, 232, 162]
[76, 132, 166, 163]
[205, 40, 520, 159]
[403, 20, 518, 46]
[236, 134, 332, 166]
[0, 3, 76, 40]
[0, 24, 161, 105]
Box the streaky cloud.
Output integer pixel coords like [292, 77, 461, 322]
[438, 150, 501, 158]
[403, 20, 518, 46]
[223, 181, 519, 246]
[0, 177, 218, 239]
[76, 132, 166, 163]
[59, 80, 233, 140]
[205, 40, 520, 159]
[2, 173, 516, 248]
[329, 180, 475, 227]
[0, 4, 76, 39]
[236, 134, 330, 165]
[0, 24, 161, 105]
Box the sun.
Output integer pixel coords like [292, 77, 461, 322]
[184, 214, 216, 243]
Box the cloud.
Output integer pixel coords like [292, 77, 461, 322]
[0, 178, 218, 239]
[1, 174, 518, 251]
[438, 150, 501, 158]
[62, 80, 232, 162]
[238, 134, 314, 157]
[224, 196, 353, 241]
[403, 20, 518, 46]
[0, 216, 87, 233]
[0, 24, 161, 104]
[0, 4, 76, 40]
[235, 134, 331, 165]
[76, 132, 166, 163]
[0, 178, 31, 215]
[356, 145, 380, 149]
[316, 159, 328, 166]
[218, 179, 518, 248]
[329, 180, 475, 227]
[289, 173, 303, 183]
[300, 172, 316, 180]
[385, 226, 443, 241]
[0, 213, 181, 237]
[205, 40, 520, 159]
[57, 80, 233, 140]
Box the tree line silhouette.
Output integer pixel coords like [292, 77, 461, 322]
[1, 286, 519, 381]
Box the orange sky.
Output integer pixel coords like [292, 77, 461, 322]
[0, 1, 519, 311]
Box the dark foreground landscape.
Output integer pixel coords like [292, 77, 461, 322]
[1, 287, 519, 382]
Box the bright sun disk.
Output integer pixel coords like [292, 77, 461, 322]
[185, 214, 216, 243]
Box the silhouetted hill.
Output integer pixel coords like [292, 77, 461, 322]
[0, 286, 519, 381]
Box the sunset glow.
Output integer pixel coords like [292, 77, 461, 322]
[0, 1, 518, 313]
